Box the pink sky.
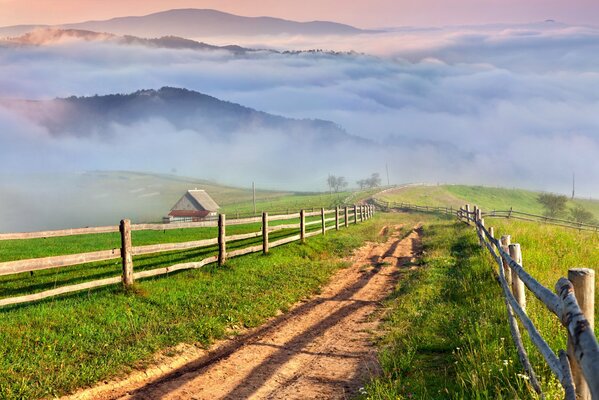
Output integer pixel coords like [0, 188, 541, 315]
[1, 0, 599, 28]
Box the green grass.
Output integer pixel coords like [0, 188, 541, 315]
[375, 185, 599, 220]
[363, 212, 598, 399]
[363, 219, 536, 399]
[0, 213, 391, 399]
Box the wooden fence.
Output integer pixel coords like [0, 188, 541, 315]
[375, 198, 599, 400]
[373, 199, 599, 233]
[0, 205, 376, 308]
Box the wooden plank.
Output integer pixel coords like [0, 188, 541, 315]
[268, 213, 301, 222]
[131, 238, 218, 256]
[226, 231, 262, 242]
[227, 245, 263, 258]
[0, 249, 121, 277]
[268, 224, 300, 232]
[132, 221, 218, 231]
[226, 217, 262, 226]
[305, 220, 321, 227]
[270, 235, 301, 249]
[0, 225, 119, 241]
[323, 218, 336, 223]
[0, 276, 122, 307]
[132, 256, 218, 279]
[304, 211, 322, 217]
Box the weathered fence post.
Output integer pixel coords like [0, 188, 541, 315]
[501, 235, 512, 287]
[120, 219, 134, 287]
[300, 209, 306, 243]
[489, 226, 495, 251]
[567, 268, 595, 400]
[335, 206, 340, 230]
[465, 204, 471, 224]
[321, 207, 326, 235]
[345, 206, 349, 228]
[509, 243, 526, 311]
[218, 214, 226, 266]
[479, 218, 485, 247]
[354, 205, 358, 224]
[262, 212, 269, 254]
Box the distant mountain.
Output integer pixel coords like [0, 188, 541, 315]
[0, 9, 375, 39]
[3, 28, 254, 54]
[2, 87, 363, 144]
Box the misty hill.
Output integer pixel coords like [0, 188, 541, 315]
[0, 171, 293, 232]
[4, 87, 360, 143]
[3, 28, 254, 53]
[0, 9, 372, 39]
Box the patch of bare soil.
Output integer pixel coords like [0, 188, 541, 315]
[64, 224, 423, 400]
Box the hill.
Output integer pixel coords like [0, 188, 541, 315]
[375, 184, 599, 220]
[0, 9, 372, 39]
[1, 87, 357, 143]
[2, 28, 254, 54]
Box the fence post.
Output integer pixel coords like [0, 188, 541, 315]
[509, 244, 526, 311]
[218, 214, 226, 266]
[300, 209, 306, 243]
[262, 212, 269, 254]
[354, 205, 358, 224]
[500, 235, 512, 287]
[335, 206, 340, 230]
[567, 268, 595, 400]
[345, 206, 349, 228]
[321, 207, 326, 235]
[489, 226, 495, 251]
[465, 204, 471, 224]
[479, 218, 485, 247]
[120, 219, 134, 287]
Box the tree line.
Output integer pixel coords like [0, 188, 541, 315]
[538, 193, 597, 224]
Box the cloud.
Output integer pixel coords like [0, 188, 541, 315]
[0, 22, 598, 220]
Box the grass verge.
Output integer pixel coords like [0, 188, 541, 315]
[362, 219, 539, 399]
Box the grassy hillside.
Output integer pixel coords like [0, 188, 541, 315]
[376, 184, 599, 220]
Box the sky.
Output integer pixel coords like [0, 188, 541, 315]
[1, 0, 599, 28]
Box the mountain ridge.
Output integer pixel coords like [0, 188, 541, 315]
[0, 9, 376, 39]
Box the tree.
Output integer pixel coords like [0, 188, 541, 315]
[327, 175, 348, 193]
[537, 193, 568, 217]
[570, 205, 597, 224]
[356, 179, 367, 189]
[367, 173, 381, 188]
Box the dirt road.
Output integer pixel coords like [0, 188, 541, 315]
[67, 225, 422, 400]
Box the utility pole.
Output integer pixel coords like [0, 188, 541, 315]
[252, 181, 256, 215]
[572, 173, 575, 200]
[386, 163, 390, 186]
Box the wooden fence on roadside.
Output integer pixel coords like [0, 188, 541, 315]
[0, 205, 375, 308]
[374, 198, 599, 400]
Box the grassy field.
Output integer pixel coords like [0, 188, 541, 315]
[363, 212, 598, 399]
[375, 185, 599, 220]
[0, 212, 393, 399]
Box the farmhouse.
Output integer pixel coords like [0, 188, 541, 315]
[167, 189, 220, 222]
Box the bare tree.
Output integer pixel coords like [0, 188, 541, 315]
[327, 175, 348, 193]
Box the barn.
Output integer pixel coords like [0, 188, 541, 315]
[167, 189, 220, 222]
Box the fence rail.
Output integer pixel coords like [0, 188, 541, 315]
[378, 198, 599, 400]
[0, 204, 375, 308]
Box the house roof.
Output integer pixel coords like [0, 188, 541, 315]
[187, 190, 219, 211]
[170, 189, 220, 213]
